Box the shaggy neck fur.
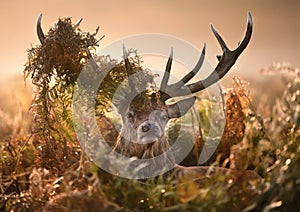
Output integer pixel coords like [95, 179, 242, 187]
[113, 128, 176, 174]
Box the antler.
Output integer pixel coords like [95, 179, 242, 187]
[160, 47, 173, 92]
[37, 14, 46, 44]
[123, 45, 137, 93]
[160, 12, 253, 100]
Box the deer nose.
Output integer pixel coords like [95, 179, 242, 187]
[141, 123, 151, 132]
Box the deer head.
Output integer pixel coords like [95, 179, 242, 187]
[109, 13, 253, 161]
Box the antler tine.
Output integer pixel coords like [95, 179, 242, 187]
[123, 44, 133, 75]
[170, 44, 206, 90]
[86, 48, 99, 71]
[211, 25, 228, 52]
[37, 13, 46, 44]
[74, 18, 83, 28]
[123, 44, 136, 93]
[180, 44, 206, 84]
[160, 47, 173, 92]
[236, 12, 253, 55]
[185, 12, 253, 94]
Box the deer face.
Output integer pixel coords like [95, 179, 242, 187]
[120, 91, 195, 144]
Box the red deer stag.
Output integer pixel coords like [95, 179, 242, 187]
[37, 13, 260, 181]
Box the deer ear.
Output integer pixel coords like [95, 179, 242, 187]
[167, 97, 196, 119]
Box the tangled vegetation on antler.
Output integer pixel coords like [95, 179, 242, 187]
[22, 16, 155, 175]
[25, 17, 99, 87]
[22, 17, 101, 176]
[92, 51, 156, 117]
[24, 17, 99, 142]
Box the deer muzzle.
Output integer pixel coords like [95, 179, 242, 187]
[137, 121, 163, 144]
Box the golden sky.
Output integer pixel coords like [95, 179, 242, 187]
[0, 0, 299, 82]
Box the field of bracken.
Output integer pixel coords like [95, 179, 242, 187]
[0, 17, 299, 211]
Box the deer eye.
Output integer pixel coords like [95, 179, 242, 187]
[126, 111, 135, 119]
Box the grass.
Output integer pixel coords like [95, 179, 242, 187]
[0, 65, 299, 211]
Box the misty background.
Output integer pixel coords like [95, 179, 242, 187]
[0, 0, 299, 109]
